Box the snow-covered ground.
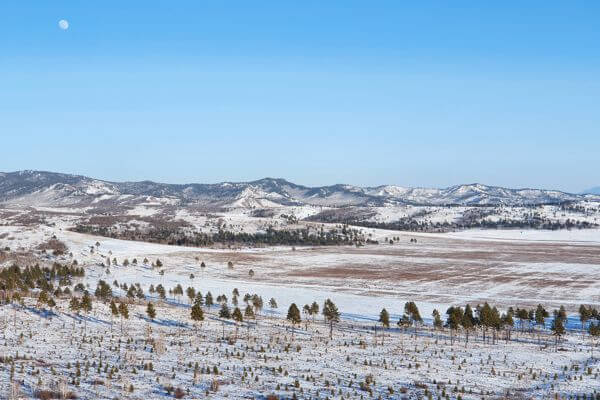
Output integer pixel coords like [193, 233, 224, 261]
[1, 292, 599, 399]
[445, 228, 600, 244]
[2, 209, 600, 398]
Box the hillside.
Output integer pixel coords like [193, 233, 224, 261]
[1, 170, 597, 208]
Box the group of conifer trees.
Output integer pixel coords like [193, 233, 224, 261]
[4, 260, 600, 354]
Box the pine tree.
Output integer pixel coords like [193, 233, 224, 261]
[322, 299, 340, 339]
[549, 306, 565, 350]
[232, 307, 243, 323]
[269, 298, 278, 309]
[378, 308, 390, 345]
[404, 301, 423, 336]
[37, 291, 49, 309]
[310, 301, 319, 323]
[174, 284, 184, 303]
[432, 309, 443, 330]
[534, 304, 549, 344]
[191, 302, 204, 330]
[287, 303, 301, 337]
[551, 310, 566, 350]
[445, 306, 463, 345]
[219, 303, 231, 319]
[194, 292, 204, 306]
[69, 297, 80, 315]
[218, 303, 231, 339]
[244, 305, 255, 319]
[462, 305, 475, 345]
[579, 304, 591, 335]
[81, 292, 92, 313]
[502, 310, 515, 342]
[146, 302, 156, 320]
[232, 307, 243, 338]
[205, 292, 214, 307]
[156, 284, 166, 300]
[252, 295, 263, 316]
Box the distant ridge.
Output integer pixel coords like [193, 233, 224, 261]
[0, 170, 598, 208]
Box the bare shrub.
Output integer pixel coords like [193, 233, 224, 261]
[35, 390, 77, 399]
[174, 387, 185, 399]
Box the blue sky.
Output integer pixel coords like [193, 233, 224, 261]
[1, 1, 598, 192]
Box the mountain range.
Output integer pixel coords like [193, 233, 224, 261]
[0, 170, 598, 209]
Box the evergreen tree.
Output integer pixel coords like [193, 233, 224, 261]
[310, 301, 319, 323]
[194, 292, 204, 306]
[534, 304, 549, 344]
[252, 295, 264, 316]
[462, 305, 474, 344]
[535, 304, 549, 328]
[94, 280, 113, 300]
[515, 307, 529, 332]
[445, 306, 463, 345]
[502, 310, 515, 342]
[432, 309, 443, 331]
[287, 303, 301, 337]
[404, 301, 423, 335]
[322, 299, 340, 339]
[173, 284, 184, 303]
[232, 307, 243, 338]
[186, 287, 196, 304]
[378, 308, 390, 345]
[244, 304, 255, 319]
[302, 304, 311, 327]
[190, 301, 204, 330]
[156, 284, 166, 300]
[551, 309, 566, 350]
[136, 286, 145, 300]
[146, 302, 156, 320]
[69, 297, 80, 315]
[219, 303, 231, 319]
[205, 292, 214, 307]
[269, 297, 278, 309]
[232, 307, 243, 323]
[579, 304, 591, 334]
[81, 292, 92, 314]
[37, 291, 49, 309]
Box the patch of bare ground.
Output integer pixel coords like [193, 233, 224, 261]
[315, 238, 600, 264]
[36, 238, 68, 256]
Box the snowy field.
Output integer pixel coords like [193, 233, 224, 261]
[1, 215, 600, 398]
[2, 223, 600, 317]
[2, 292, 600, 399]
[444, 228, 600, 244]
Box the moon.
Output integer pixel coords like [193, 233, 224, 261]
[58, 19, 69, 30]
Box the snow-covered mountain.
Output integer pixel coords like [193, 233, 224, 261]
[0, 170, 597, 208]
